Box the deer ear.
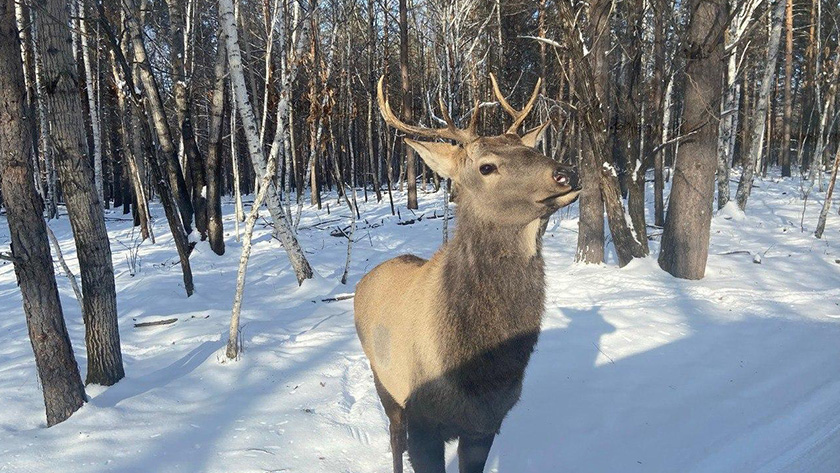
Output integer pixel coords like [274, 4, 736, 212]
[521, 121, 550, 148]
[405, 139, 460, 179]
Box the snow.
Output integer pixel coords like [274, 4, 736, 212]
[603, 161, 618, 177]
[718, 200, 747, 222]
[187, 228, 202, 244]
[2, 173, 840, 472]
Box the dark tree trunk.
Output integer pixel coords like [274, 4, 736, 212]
[574, 0, 609, 264]
[399, 0, 417, 210]
[206, 35, 227, 256]
[0, 0, 86, 425]
[658, 0, 727, 280]
[559, 0, 647, 266]
[35, 0, 125, 385]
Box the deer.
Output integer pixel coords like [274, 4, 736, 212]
[354, 74, 580, 473]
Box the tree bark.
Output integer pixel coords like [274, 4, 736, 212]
[108, 19, 151, 242]
[367, 0, 382, 202]
[28, 6, 58, 219]
[165, 0, 206, 239]
[574, 0, 607, 263]
[658, 0, 727, 280]
[35, 0, 125, 385]
[206, 33, 227, 256]
[735, 0, 786, 211]
[0, 0, 86, 424]
[717, 16, 740, 209]
[815, 144, 840, 238]
[399, 0, 417, 210]
[78, 0, 103, 205]
[98, 0, 194, 295]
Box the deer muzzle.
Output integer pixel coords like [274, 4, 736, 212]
[553, 165, 580, 191]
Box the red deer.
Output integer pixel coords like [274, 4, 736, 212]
[354, 74, 580, 473]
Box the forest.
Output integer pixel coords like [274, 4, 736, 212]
[2, 0, 840, 471]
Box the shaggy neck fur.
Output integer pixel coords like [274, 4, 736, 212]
[439, 204, 546, 395]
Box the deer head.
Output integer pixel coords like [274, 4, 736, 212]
[378, 75, 580, 227]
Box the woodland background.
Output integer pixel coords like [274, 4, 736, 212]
[2, 0, 840, 437]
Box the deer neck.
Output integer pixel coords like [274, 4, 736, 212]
[439, 208, 546, 352]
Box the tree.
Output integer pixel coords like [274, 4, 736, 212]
[658, 0, 728, 280]
[165, 0, 207, 238]
[780, 0, 794, 177]
[0, 0, 86, 424]
[556, 0, 648, 266]
[736, 0, 786, 211]
[206, 31, 227, 256]
[399, 0, 418, 210]
[35, 0, 124, 385]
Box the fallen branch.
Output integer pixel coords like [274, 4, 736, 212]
[134, 318, 178, 328]
[717, 250, 752, 256]
[321, 293, 355, 303]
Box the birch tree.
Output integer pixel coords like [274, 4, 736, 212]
[735, 0, 787, 211]
[717, 0, 763, 209]
[122, 0, 194, 233]
[219, 0, 314, 284]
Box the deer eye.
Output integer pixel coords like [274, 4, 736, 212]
[479, 163, 497, 175]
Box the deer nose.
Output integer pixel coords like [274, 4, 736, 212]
[553, 166, 579, 190]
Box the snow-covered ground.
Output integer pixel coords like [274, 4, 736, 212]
[2, 173, 840, 473]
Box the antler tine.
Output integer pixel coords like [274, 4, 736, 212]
[377, 76, 476, 143]
[489, 73, 543, 134]
[440, 95, 480, 137]
[511, 77, 542, 134]
[489, 73, 518, 118]
[438, 95, 456, 128]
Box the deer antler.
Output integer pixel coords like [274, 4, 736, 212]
[377, 76, 478, 144]
[489, 73, 542, 135]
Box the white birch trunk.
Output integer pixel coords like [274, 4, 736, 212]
[226, 135, 278, 360]
[258, 0, 281, 147]
[717, 18, 741, 209]
[78, 0, 103, 205]
[46, 223, 83, 309]
[230, 79, 245, 240]
[815, 144, 840, 238]
[735, 0, 786, 211]
[219, 0, 314, 284]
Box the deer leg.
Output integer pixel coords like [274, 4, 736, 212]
[374, 374, 405, 473]
[405, 415, 446, 473]
[457, 433, 495, 473]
